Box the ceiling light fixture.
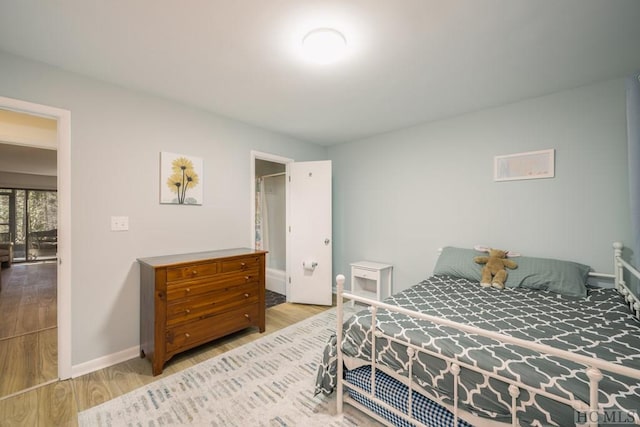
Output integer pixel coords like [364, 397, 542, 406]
[302, 28, 347, 64]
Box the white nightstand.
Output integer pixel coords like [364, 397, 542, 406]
[350, 261, 393, 306]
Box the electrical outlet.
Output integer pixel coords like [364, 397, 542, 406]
[111, 216, 129, 231]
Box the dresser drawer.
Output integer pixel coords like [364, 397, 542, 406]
[166, 282, 259, 326]
[166, 261, 218, 282]
[166, 268, 259, 301]
[352, 267, 380, 282]
[166, 303, 260, 354]
[220, 256, 261, 273]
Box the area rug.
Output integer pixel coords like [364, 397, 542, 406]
[78, 306, 375, 426]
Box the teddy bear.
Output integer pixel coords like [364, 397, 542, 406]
[473, 246, 519, 289]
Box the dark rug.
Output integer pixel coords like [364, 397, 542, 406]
[265, 289, 286, 308]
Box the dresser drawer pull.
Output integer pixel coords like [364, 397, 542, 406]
[192, 270, 198, 275]
[244, 293, 249, 298]
[241, 262, 246, 268]
[185, 333, 191, 338]
[185, 288, 191, 293]
[185, 309, 191, 314]
[244, 314, 250, 319]
[245, 276, 250, 281]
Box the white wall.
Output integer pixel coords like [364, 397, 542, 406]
[329, 78, 631, 292]
[0, 51, 327, 366]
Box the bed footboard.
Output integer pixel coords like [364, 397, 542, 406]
[614, 242, 640, 319]
[335, 242, 640, 427]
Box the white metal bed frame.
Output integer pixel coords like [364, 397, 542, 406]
[335, 242, 640, 427]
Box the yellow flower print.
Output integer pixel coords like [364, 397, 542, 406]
[166, 157, 200, 204]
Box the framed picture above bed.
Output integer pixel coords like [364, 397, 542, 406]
[494, 148, 555, 181]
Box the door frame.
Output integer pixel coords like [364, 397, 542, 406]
[250, 151, 293, 299]
[0, 96, 72, 380]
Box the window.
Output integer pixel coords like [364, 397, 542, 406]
[0, 188, 57, 262]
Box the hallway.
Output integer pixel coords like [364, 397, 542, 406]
[0, 262, 57, 398]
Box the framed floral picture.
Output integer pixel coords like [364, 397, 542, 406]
[160, 152, 203, 205]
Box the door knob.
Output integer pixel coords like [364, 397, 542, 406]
[324, 238, 330, 245]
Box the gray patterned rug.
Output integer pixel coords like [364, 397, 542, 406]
[78, 306, 377, 426]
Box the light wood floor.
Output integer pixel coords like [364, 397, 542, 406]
[0, 301, 331, 427]
[0, 262, 58, 400]
[0, 262, 57, 339]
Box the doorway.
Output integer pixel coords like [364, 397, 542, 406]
[0, 150, 58, 398]
[250, 152, 333, 307]
[251, 152, 292, 304]
[0, 97, 72, 394]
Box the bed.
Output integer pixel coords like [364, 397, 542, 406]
[315, 243, 640, 427]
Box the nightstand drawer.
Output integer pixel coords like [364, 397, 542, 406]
[352, 267, 380, 282]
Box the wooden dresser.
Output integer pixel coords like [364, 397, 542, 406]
[138, 248, 267, 376]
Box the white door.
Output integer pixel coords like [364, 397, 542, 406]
[288, 160, 332, 305]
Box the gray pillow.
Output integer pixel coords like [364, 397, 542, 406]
[433, 247, 482, 282]
[433, 246, 590, 298]
[507, 256, 589, 298]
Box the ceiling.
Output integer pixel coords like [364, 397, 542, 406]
[0, 109, 57, 176]
[0, 142, 57, 176]
[0, 1, 639, 145]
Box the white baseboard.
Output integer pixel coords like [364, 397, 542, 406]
[71, 345, 140, 378]
[266, 268, 286, 295]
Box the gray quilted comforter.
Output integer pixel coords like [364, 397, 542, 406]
[315, 276, 640, 426]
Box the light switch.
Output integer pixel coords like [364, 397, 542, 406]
[111, 216, 129, 231]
